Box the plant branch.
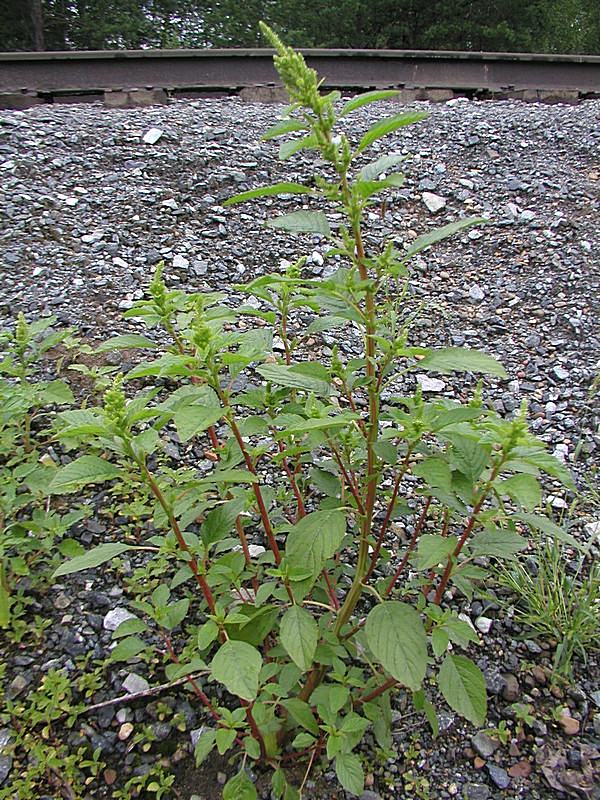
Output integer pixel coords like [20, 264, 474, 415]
[385, 496, 432, 597]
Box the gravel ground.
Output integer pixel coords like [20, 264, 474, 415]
[0, 96, 599, 799]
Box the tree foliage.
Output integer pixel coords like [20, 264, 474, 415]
[0, 0, 598, 55]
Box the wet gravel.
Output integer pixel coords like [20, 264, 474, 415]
[0, 96, 599, 799]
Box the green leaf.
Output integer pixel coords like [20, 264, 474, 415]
[402, 218, 485, 261]
[211, 640, 262, 701]
[53, 542, 134, 577]
[285, 510, 346, 598]
[292, 732, 316, 749]
[414, 535, 456, 570]
[278, 135, 316, 160]
[359, 153, 407, 181]
[267, 211, 330, 236]
[513, 512, 581, 549]
[110, 635, 147, 662]
[437, 654, 487, 725]
[280, 605, 318, 672]
[96, 335, 158, 352]
[224, 182, 313, 206]
[223, 769, 257, 800]
[365, 602, 427, 690]
[469, 527, 527, 558]
[417, 347, 507, 378]
[340, 89, 399, 117]
[356, 111, 429, 154]
[256, 363, 331, 396]
[43, 380, 75, 405]
[48, 455, 121, 493]
[412, 458, 453, 493]
[498, 474, 541, 511]
[216, 728, 237, 754]
[448, 435, 491, 483]
[201, 499, 244, 548]
[412, 689, 439, 737]
[164, 598, 190, 629]
[194, 729, 217, 766]
[262, 119, 308, 140]
[335, 753, 364, 796]
[113, 618, 147, 639]
[173, 405, 223, 442]
[281, 698, 319, 735]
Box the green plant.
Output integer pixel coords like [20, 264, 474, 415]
[112, 763, 175, 799]
[0, 314, 84, 628]
[50, 25, 574, 798]
[0, 669, 104, 800]
[496, 536, 599, 676]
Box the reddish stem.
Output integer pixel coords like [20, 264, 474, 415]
[356, 676, 397, 706]
[322, 569, 340, 610]
[384, 496, 432, 598]
[364, 449, 413, 583]
[278, 440, 306, 519]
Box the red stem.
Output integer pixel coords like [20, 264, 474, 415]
[322, 569, 340, 610]
[364, 449, 413, 583]
[384, 497, 432, 598]
[356, 676, 397, 706]
[277, 440, 306, 519]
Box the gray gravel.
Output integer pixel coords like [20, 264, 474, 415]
[1, 96, 598, 479]
[1, 96, 599, 799]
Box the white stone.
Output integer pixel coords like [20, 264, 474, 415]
[469, 284, 485, 302]
[520, 210, 536, 223]
[142, 127, 163, 145]
[162, 198, 178, 210]
[548, 495, 568, 509]
[475, 616, 493, 634]
[417, 375, 446, 392]
[552, 443, 569, 463]
[311, 250, 324, 266]
[553, 366, 569, 380]
[112, 257, 129, 269]
[103, 606, 136, 631]
[173, 254, 189, 269]
[122, 673, 149, 694]
[248, 545, 266, 558]
[584, 520, 600, 540]
[64, 197, 78, 207]
[505, 202, 520, 218]
[422, 192, 446, 213]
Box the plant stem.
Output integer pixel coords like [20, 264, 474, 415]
[355, 676, 397, 706]
[385, 496, 432, 597]
[364, 448, 413, 583]
[139, 463, 216, 614]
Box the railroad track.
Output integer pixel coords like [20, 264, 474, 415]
[1, 48, 599, 109]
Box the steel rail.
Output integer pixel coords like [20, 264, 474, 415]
[1, 48, 598, 104]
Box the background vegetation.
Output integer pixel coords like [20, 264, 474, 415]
[1, 0, 599, 54]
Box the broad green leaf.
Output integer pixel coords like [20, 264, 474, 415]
[414, 534, 456, 570]
[113, 618, 147, 639]
[285, 510, 346, 597]
[110, 635, 147, 662]
[173, 405, 223, 442]
[359, 153, 407, 181]
[164, 598, 190, 629]
[412, 458, 452, 492]
[48, 455, 121, 493]
[497, 474, 541, 510]
[224, 182, 313, 206]
[96, 335, 158, 352]
[194, 729, 217, 766]
[402, 218, 485, 261]
[341, 89, 399, 117]
[469, 527, 527, 558]
[211, 640, 262, 701]
[292, 732, 316, 749]
[365, 601, 427, 690]
[417, 347, 507, 378]
[335, 753, 364, 796]
[216, 728, 237, 754]
[53, 542, 134, 577]
[448, 435, 491, 483]
[262, 119, 308, 140]
[279, 135, 317, 160]
[356, 111, 429, 153]
[267, 211, 330, 236]
[223, 769, 257, 800]
[513, 512, 581, 549]
[256, 363, 331, 396]
[280, 605, 318, 672]
[437, 654, 487, 725]
[412, 689, 440, 737]
[43, 380, 75, 405]
[281, 698, 319, 735]
[201, 499, 244, 548]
